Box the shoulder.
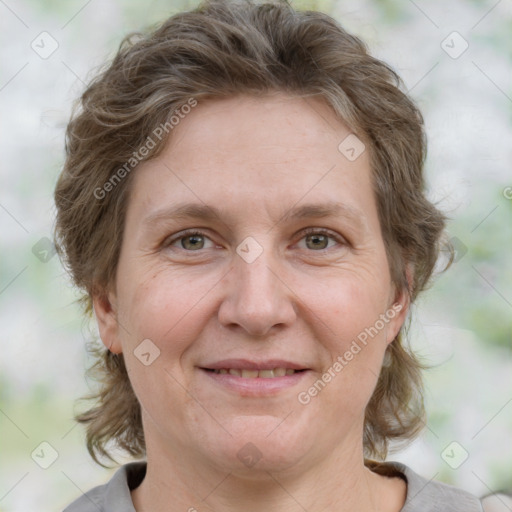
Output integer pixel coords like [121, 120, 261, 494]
[369, 460, 484, 512]
[62, 462, 146, 512]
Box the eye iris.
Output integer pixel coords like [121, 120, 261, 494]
[306, 233, 328, 250]
[182, 234, 204, 250]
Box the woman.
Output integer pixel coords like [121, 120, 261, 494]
[54, 1, 483, 510]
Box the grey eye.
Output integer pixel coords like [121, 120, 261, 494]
[180, 234, 206, 250]
[304, 233, 332, 250]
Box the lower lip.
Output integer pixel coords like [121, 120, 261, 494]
[199, 368, 310, 396]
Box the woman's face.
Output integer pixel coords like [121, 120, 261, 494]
[94, 94, 408, 473]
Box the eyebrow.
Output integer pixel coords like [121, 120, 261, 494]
[143, 201, 367, 231]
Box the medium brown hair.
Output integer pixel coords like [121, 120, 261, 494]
[54, 0, 451, 465]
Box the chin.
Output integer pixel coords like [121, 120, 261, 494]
[202, 416, 314, 474]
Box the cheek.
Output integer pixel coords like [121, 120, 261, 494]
[302, 273, 390, 399]
[117, 266, 222, 372]
[116, 269, 212, 426]
[121, 268, 195, 338]
[306, 270, 391, 344]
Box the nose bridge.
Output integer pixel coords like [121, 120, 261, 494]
[218, 237, 296, 336]
[237, 248, 277, 298]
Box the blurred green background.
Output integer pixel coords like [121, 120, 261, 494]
[0, 0, 511, 510]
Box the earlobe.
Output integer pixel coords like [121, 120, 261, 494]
[385, 263, 414, 344]
[92, 291, 123, 354]
[385, 286, 411, 345]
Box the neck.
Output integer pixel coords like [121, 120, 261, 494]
[131, 432, 405, 512]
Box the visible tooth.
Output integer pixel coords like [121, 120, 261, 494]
[216, 368, 297, 378]
[241, 369, 259, 378]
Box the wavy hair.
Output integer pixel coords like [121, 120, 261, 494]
[54, 0, 452, 464]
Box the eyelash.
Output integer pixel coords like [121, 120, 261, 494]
[163, 227, 347, 253]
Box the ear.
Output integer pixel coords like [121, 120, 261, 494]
[92, 290, 123, 354]
[385, 264, 413, 345]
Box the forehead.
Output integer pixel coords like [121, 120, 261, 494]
[166, 93, 354, 162]
[128, 93, 376, 229]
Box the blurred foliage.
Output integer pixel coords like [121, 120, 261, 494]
[435, 183, 512, 350]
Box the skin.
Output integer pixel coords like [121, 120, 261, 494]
[94, 93, 410, 512]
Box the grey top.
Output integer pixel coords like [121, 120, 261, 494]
[63, 460, 483, 511]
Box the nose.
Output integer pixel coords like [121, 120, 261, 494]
[217, 246, 297, 337]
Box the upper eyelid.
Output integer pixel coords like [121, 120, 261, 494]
[300, 227, 346, 241]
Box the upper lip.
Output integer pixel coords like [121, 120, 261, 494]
[200, 359, 309, 371]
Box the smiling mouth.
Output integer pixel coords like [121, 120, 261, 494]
[203, 368, 306, 378]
